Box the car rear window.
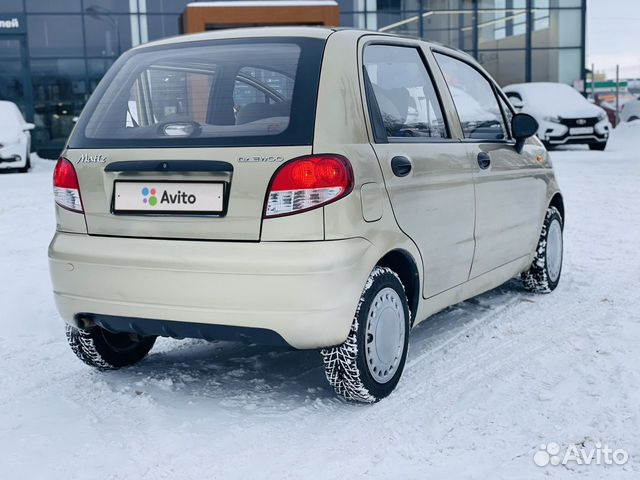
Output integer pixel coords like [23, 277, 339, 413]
[69, 37, 325, 148]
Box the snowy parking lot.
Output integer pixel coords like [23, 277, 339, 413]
[1, 125, 639, 479]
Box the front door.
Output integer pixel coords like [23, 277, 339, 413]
[432, 51, 547, 277]
[363, 42, 476, 298]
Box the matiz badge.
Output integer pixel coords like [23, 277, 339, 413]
[77, 154, 107, 164]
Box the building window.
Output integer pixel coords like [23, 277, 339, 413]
[0, 0, 23, 13]
[146, 14, 180, 41]
[25, 0, 82, 13]
[533, 0, 550, 31]
[27, 15, 84, 57]
[84, 13, 132, 57]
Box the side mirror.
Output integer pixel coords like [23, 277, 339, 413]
[511, 113, 539, 153]
[22, 122, 35, 131]
[509, 97, 524, 110]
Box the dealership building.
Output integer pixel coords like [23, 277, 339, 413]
[0, 0, 586, 155]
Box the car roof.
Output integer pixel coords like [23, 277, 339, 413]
[504, 82, 574, 91]
[0, 101, 23, 122]
[0, 100, 20, 113]
[134, 26, 446, 50]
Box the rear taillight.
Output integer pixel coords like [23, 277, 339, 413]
[264, 154, 354, 218]
[53, 157, 83, 213]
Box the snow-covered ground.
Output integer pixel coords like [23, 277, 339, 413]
[1, 127, 639, 479]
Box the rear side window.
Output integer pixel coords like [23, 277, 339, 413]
[433, 52, 507, 141]
[70, 38, 325, 148]
[233, 67, 294, 111]
[364, 45, 448, 140]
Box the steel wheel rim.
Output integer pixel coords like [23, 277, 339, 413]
[364, 287, 406, 384]
[547, 219, 563, 283]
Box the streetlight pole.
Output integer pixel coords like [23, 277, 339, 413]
[615, 64, 620, 126]
[85, 5, 121, 57]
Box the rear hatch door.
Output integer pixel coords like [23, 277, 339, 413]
[68, 146, 310, 240]
[65, 35, 326, 240]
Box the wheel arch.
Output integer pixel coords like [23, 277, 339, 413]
[549, 192, 565, 225]
[375, 249, 420, 324]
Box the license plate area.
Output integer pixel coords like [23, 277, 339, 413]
[113, 181, 226, 215]
[569, 126, 594, 135]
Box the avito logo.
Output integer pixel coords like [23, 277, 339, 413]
[142, 187, 197, 206]
[141, 187, 158, 206]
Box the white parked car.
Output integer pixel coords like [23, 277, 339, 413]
[504, 82, 611, 150]
[0, 101, 34, 172]
[620, 98, 640, 122]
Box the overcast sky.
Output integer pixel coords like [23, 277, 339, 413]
[587, 0, 640, 77]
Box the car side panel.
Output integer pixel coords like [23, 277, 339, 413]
[468, 140, 549, 277]
[351, 36, 476, 298]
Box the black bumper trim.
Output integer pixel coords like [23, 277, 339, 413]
[0, 155, 21, 164]
[79, 313, 292, 347]
[546, 133, 608, 145]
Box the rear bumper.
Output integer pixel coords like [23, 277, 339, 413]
[48, 232, 376, 349]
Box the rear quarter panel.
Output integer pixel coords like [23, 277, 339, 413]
[314, 31, 424, 294]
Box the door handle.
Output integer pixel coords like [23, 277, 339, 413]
[391, 156, 412, 177]
[477, 152, 491, 170]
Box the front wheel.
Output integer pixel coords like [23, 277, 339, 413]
[522, 206, 564, 293]
[65, 324, 156, 370]
[321, 266, 410, 403]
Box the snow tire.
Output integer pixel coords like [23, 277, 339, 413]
[522, 206, 563, 293]
[321, 266, 410, 403]
[65, 324, 156, 370]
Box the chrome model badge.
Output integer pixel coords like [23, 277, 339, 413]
[77, 154, 107, 164]
[238, 155, 285, 163]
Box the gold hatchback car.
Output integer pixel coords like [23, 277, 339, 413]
[49, 27, 564, 402]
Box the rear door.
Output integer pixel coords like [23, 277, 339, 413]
[362, 40, 476, 298]
[432, 51, 547, 277]
[66, 37, 325, 240]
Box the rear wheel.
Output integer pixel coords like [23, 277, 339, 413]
[65, 324, 156, 370]
[589, 142, 607, 151]
[522, 206, 563, 293]
[321, 266, 410, 403]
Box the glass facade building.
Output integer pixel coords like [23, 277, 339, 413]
[0, 0, 585, 155]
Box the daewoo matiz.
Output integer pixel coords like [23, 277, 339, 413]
[49, 27, 564, 402]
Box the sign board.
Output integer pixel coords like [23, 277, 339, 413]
[182, 1, 340, 33]
[585, 80, 629, 91]
[0, 14, 26, 34]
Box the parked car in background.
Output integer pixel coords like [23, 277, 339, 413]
[0, 101, 34, 172]
[49, 27, 564, 403]
[504, 82, 610, 150]
[594, 91, 637, 127]
[620, 98, 640, 122]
